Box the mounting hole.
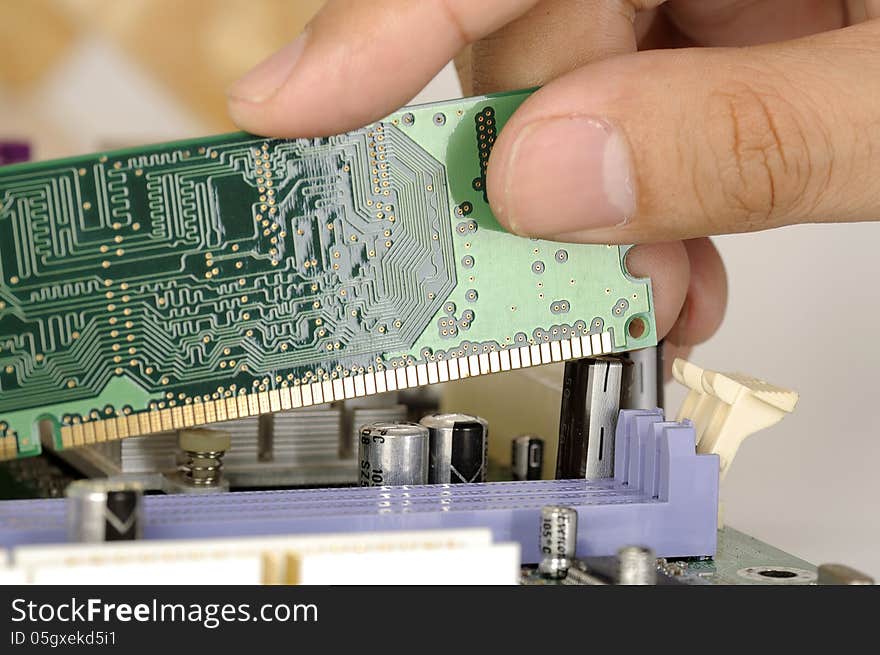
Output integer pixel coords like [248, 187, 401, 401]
[758, 569, 797, 579]
[627, 316, 647, 339]
[737, 566, 816, 584]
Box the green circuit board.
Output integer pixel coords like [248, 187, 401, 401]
[0, 89, 655, 459]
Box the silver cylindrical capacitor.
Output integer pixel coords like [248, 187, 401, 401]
[358, 421, 429, 486]
[340, 392, 404, 458]
[420, 413, 488, 484]
[617, 546, 657, 585]
[66, 479, 144, 543]
[817, 563, 874, 585]
[538, 505, 578, 578]
[511, 435, 544, 481]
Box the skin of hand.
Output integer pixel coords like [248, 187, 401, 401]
[226, 0, 880, 365]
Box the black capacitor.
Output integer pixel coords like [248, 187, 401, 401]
[66, 480, 143, 543]
[104, 490, 139, 541]
[511, 435, 544, 481]
[419, 413, 488, 484]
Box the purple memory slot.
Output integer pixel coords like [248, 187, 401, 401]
[0, 410, 719, 559]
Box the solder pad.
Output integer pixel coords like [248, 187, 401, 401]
[0, 89, 656, 459]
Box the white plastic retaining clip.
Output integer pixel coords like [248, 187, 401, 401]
[673, 358, 798, 480]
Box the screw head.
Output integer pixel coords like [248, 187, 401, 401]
[178, 428, 231, 452]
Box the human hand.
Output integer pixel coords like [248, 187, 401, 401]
[226, 1, 880, 355]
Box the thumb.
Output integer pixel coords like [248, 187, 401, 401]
[487, 20, 880, 243]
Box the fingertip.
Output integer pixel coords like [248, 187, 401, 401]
[224, 20, 429, 137]
[227, 35, 309, 106]
[225, 97, 269, 136]
[624, 241, 689, 340]
[227, 0, 528, 139]
[485, 122, 517, 234]
[681, 237, 727, 344]
[666, 237, 727, 346]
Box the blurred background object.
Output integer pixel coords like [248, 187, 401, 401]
[0, 0, 455, 156]
[0, 0, 324, 157]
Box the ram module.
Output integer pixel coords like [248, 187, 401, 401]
[0, 89, 655, 459]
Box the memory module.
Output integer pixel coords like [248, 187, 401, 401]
[0, 89, 655, 459]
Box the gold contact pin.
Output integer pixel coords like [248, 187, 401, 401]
[39, 328, 619, 455]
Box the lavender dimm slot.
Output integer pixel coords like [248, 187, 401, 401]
[0, 410, 719, 560]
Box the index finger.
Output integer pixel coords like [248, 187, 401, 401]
[227, 0, 542, 137]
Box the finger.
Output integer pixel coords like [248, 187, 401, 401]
[634, 8, 675, 49]
[486, 20, 880, 243]
[226, 0, 542, 137]
[624, 241, 689, 339]
[461, 2, 695, 344]
[455, 45, 474, 96]
[846, 0, 880, 21]
[466, 0, 640, 95]
[665, 0, 847, 45]
[658, 237, 727, 383]
[630, 238, 726, 383]
[665, 238, 727, 346]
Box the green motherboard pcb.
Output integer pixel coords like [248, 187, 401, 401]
[0, 89, 655, 459]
